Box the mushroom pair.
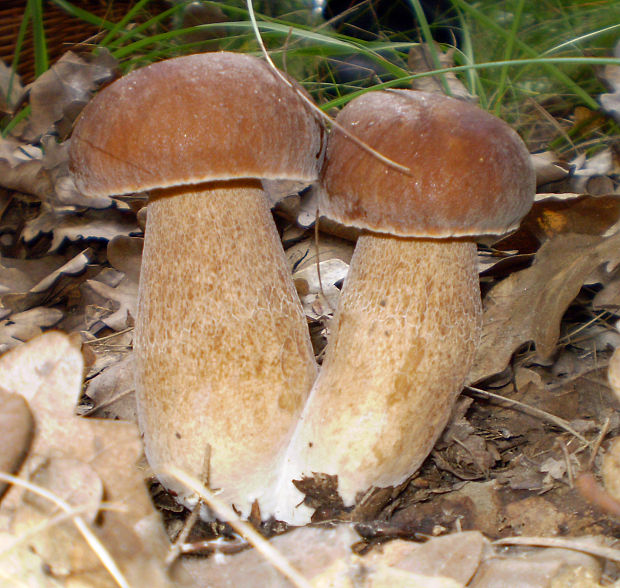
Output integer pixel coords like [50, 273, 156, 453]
[275, 89, 535, 524]
[70, 52, 323, 517]
[71, 52, 535, 524]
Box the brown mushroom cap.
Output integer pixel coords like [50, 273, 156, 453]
[70, 52, 323, 197]
[321, 90, 535, 238]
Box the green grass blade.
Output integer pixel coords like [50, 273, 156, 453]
[50, 0, 118, 29]
[100, 0, 153, 47]
[320, 56, 620, 110]
[6, 4, 31, 110]
[2, 106, 31, 138]
[112, 20, 411, 79]
[28, 0, 48, 77]
[543, 23, 620, 56]
[451, 0, 600, 109]
[107, 5, 185, 49]
[495, 0, 524, 114]
[406, 0, 451, 95]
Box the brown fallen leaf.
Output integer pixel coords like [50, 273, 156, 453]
[0, 307, 63, 352]
[41, 136, 113, 209]
[470, 542, 602, 588]
[1, 248, 92, 315]
[177, 524, 359, 588]
[0, 136, 53, 199]
[0, 332, 171, 587]
[81, 236, 142, 333]
[469, 231, 620, 383]
[20, 50, 118, 142]
[530, 152, 570, 187]
[363, 531, 486, 586]
[524, 195, 620, 243]
[0, 389, 33, 499]
[0, 60, 25, 114]
[22, 205, 140, 251]
[10, 457, 104, 577]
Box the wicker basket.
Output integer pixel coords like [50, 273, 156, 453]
[0, 0, 167, 85]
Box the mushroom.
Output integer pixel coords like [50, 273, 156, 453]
[276, 90, 535, 524]
[69, 52, 323, 517]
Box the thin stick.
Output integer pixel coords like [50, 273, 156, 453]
[587, 416, 610, 470]
[245, 0, 411, 175]
[494, 536, 620, 563]
[81, 387, 134, 417]
[464, 386, 589, 444]
[162, 465, 312, 588]
[557, 438, 574, 487]
[314, 207, 326, 299]
[83, 326, 134, 344]
[166, 444, 213, 566]
[0, 472, 129, 588]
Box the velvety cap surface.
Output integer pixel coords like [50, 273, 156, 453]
[70, 52, 324, 197]
[321, 90, 535, 237]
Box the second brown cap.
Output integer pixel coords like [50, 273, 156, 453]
[321, 90, 535, 238]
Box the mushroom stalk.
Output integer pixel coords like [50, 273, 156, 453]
[135, 180, 316, 516]
[277, 235, 481, 524]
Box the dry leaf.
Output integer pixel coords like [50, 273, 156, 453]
[470, 231, 620, 383]
[0, 307, 63, 352]
[0, 60, 25, 114]
[569, 149, 615, 194]
[22, 205, 140, 251]
[0, 136, 53, 199]
[84, 355, 137, 421]
[509, 194, 620, 247]
[41, 136, 113, 208]
[294, 258, 348, 319]
[0, 332, 171, 586]
[81, 236, 142, 332]
[0, 389, 33, 499]
[530, 152, 569, 187]
[0, 530, 64, 587]
[0, 249, 92, 316]
[364, 531, 486, 586]
[470, 544, 602, 588]
[178, 524, 359, 588]
[21, 50, 118, 141]
[10, 457, 104, 577]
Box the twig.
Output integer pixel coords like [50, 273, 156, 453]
[245, 0, 411, 175]
[587, 416, 610, 470]
[81, 387, 134, 417]
[83, 327, 134, 344]
[557, 438, 574, 487]
[166, 444, 213, 566]
[494, 535, 620, 563]
[0, 472, 129, 588]
[314, 207, 326, 299]
[162, 465, 312, 588]
[464, 386, 589, 445]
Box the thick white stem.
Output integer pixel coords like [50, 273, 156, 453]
[134, 181, 316, 517]
[276, 235, 481, 524]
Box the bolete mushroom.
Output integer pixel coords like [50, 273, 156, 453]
[276, 90, 535, 524]
[69, 52, 323, 517]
